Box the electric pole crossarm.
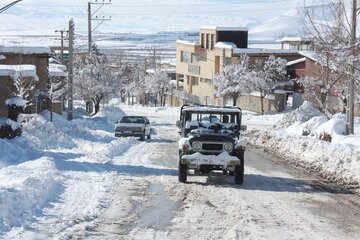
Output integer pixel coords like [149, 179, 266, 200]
[88, 0, 111, 54]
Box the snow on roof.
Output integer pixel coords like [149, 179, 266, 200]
[49, 65, 67, 77]
[0, 46, 50, 54]
[200, 26, 248, 31]
[0, 64, 39, 81]
[286, 57, 306, 66]
[176, 40, 197, 46]
[299, 51, 317, 62]
[233, 48, 298, 54]
[5, 96, 26, 108]
[215, 42, 237, 49]
[275, 37, 313, 43]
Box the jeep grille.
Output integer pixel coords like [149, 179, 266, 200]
[202, 143, 223, 151]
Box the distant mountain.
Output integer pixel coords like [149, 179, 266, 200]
[249, 9, 304, 42]
[0, 0, 337, 47]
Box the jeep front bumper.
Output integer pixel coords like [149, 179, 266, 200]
[180, 152, 240, 168]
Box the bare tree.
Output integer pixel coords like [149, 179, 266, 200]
[300, 0, 360, 114]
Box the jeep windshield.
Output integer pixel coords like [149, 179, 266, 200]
[179, 105, 242, 138]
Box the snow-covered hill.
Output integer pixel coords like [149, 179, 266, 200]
[0, 0, 329, 44]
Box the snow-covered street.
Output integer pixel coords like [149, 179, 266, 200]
[1, 100, 360, 239]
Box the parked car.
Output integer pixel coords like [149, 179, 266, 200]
[176, 104, 247, 184]
[114, 115, 151, 140]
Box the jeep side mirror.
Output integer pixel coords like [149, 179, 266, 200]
[240, 125, 247, 131]
[176, 120, 181, 128]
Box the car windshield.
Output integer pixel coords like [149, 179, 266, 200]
[120, 116, 145, 124]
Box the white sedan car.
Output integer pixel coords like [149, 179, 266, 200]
[114, 115, 151, 140]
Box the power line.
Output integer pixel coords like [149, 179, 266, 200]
[0, 0, 22, 13]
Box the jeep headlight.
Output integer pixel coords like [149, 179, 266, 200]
[224, 143, 233, 152]
[192, 142, 202, 151]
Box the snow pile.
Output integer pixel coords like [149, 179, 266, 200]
[0, 103, 139, 235]
[21, 114, 76, 150]
[4, 96, 26, 109]
[0, 158, 61, 232]
[247, 101, 360, 188]
[276, 101, 324, 128]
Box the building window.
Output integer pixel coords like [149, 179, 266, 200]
[206, 34, 210, 49]
[211, 34, 215, 49]
[188, 65, 200, 75]
[191, 53, 199, 64]
[181, 51, 189, 62]
[201, 33, 205, 48]
[191, 77, 199, 86]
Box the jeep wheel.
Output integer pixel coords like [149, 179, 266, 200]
[234, 162, 244, 185]
[147, 134, 151, 139]
[178, 163, 187, 183]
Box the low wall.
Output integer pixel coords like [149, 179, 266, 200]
[236, 93, 286, 113]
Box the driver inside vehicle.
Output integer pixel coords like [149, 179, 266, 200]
[222, 115, 229, 123]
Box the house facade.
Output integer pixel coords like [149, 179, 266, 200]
[175, 27, 301, 109]
[0, 46, 51, 117]
[287, 52, 360, 116]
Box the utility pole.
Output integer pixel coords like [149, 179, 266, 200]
[67, 19, 74, 120]
[153, 48, 156, 69]
[347, 0, 357, 134]
[55, 29, 68, 63]
[88, 0, 111, 54]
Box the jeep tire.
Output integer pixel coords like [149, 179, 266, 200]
[178, 163, 187, 183]
[234, 160, 244, 185]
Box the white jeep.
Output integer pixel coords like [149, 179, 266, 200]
[176, 105, 247, 185]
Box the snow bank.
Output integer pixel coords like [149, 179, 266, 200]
[0, 158, 61, 233]
[247, 101, 360, 188]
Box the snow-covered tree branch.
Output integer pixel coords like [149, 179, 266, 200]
[74, 53, 123, 114]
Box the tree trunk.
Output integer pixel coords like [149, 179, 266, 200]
[260, 91, 265, 115]
[93, 97, 101, 115]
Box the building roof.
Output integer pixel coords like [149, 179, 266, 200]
[276, 37, 313, 43]
[286, 57, 306, 66]
[0, 46, 51, 54]
[176, 40, 198, 46]
[299, 51, 317, 62]
[200, 26, 248, 31]
[0, 64, 39, 81]
[233, 48, 299, 55]
[49, 64, 67, 77]
[214, 42, 237, 49]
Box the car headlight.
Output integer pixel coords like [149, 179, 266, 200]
[224, 143, 233, 152]
[192, 142, 202, 151]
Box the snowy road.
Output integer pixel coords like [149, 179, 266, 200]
[89, 105, 360, 240]
[3, 103, 360, 240]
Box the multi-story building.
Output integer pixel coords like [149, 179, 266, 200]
[175, 27, 301, 107]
